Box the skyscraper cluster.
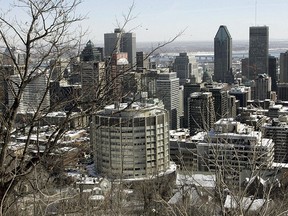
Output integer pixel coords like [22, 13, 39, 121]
[6, 20, 288, 185]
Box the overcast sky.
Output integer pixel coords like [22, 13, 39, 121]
[2, 0, 288, 45]
[77, 0, 288, 44]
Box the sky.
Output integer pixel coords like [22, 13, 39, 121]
[1, 0, 288, 45]
[76, 0, 288, 44]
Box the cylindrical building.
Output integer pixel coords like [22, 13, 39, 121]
[90, 102, 171, 180]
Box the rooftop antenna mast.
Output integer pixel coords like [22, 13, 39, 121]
[255, 0, 257, 26]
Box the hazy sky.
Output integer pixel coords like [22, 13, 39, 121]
[77, 0, 288, 44]
[2, 0, 288, 45]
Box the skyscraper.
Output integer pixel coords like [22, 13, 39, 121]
[248, 26, 269, 80]
[208, 86, 229, 121]
[188, 92, 215, 135]
[80, 40, 103, 62]
[279, 51, 288, 83]
[8, 73, 50, 113]
[136, 51, 149, 70]
[173, 53, 198, 85]
[80, 61, 105, 109]
[214, 25, 233, 83]
[79, 41, 106, 110]
[254, 74, 271, 100]
[277, 83, 288, 101]
[268, 55, 277, 92]
[104, 28, 136, 66]
[229, 86, 251, 107]
[183, 83, 204, 128]
[156, 72, 180, 130]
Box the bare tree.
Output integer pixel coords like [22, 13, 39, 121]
[0, 0, 84, 214]
[0, 0, 186, 215]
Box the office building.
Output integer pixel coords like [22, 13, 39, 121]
[8, 73, 50, 113]
[241, 57, 249, 81]
[183, 83, 204, 128]
[214, 25, 233, 83]
[136, 51, 149, 70]
[80, 40, 103, 62]
[188, 92, 215, 135]
[156, 72, 180, 129]
[140, 69, 159, 98]
[197, 118, 274, 186]
[263, 115, 288, 163]
[91, 102, 171, 179]
[108, 52, 131, 102]
[49, 59, 69, 81]
[80, 61, 105, 109]
[169, 129, 200, 170]
[228, 95, 237, 118]
[268, 56, 277, 92]
[277, 83, 288, 101]
[104, 28, 136, 66]
[280, 51, 288, 83]
[248, 26, 269, 80]
[254, 74, 271, 100]
[229, 86, 251, 107]
[50, 81, 81, 111]
[208, 85, 229, 121]
[173, 53, 198, 85]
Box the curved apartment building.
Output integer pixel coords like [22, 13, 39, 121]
[91, 102, 170, 180]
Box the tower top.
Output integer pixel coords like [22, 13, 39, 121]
[215, 25, 232, 41]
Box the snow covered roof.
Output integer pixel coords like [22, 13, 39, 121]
[224, 195, 267, 211]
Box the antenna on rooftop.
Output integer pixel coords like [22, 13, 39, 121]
[255, 0, 257, 26]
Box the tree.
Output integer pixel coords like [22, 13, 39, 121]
[0, 1, 184, 214]
[0, 0, 84, 214]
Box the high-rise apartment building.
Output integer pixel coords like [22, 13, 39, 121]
[279, 51, 288, 83]
[104, 28, 136, 66]
[156, 72, 180, 130]
[188, 92, 215, 135]
[214, 25, 233, 83]
[248, 26, 269, 80]
[91, 102, 171, 179]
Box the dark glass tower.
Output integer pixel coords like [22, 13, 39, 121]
[104, 28, 136, 67]
[248, 26, 269, 80]
[268, 55, 277, 92]
[188, 92, 215, 136]
[80, 40, 103, 62]
[214, 25, 233, 83]
[280, 51, 288, 83]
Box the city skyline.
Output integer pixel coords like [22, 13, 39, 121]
[2, 1, 288, 47]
